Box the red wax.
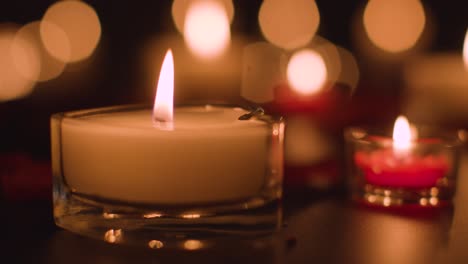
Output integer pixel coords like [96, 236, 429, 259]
[262, 83, 350, 116]
[354, 149, 449, 188]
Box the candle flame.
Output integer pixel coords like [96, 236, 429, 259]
[153, 49, 174, 126]
[463, 29, 468, 70]
[393, 115, 414, 151]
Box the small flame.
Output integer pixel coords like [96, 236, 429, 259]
[153, 50, 174, 127]
[463, 29, 468, 70]
[393, 115, 414, 152]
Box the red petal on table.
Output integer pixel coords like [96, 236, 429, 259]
[0, 153, 52, 202]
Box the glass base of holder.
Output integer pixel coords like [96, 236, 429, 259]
[352, 183, 454, 209]
[54, 191, 282, 248]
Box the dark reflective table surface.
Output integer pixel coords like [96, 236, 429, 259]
[3, 156, 468, 264]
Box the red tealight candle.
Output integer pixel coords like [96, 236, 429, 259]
[345, 116, 462, 208]
[354, 116, 449, 188]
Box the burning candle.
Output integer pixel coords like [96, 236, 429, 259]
[59, 106, 276, 204]
[51, 50, 284, 241]
[345, 116, 463, 208]
[355, 116, 449, 188]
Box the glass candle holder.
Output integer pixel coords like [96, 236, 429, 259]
[345, 126, 464, 208]
[51, 104, 284, 246]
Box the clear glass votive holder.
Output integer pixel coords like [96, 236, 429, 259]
[345, 126, 464, 208]
[51, 104, 284, 247]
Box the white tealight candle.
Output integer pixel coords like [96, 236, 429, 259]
[59, 105, 272, 204]
[52, 50, 282, 205]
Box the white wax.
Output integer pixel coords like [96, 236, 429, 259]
[60, 105, 272, 204]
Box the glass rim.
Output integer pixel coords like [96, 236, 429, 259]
[51, 103, 284, 124]
[344, 126, 466, 148]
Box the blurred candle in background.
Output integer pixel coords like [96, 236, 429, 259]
[403, 29, 468, 125]
[241, 34, 359, 191]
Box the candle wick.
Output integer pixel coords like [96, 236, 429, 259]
[153, 118, 174, 131]
[238, 107, 264, 120]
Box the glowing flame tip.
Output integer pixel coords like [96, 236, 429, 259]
[153, 49, 174, 126]
[393, 115, 413, 151]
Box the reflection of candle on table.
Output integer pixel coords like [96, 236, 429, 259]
[355, 116, 449, 188]
[56, 50, 278, 204]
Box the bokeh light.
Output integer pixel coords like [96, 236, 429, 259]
[183, 0, 231, 59]
[287, 49, 327, 95]
[172, 0, 234, 34]
[363, 0, 425, 53]
[464, 29, 468, 70]
[39, 20, 70, 63]
[309, 36, 342, 86]
[41, 0, 101, 62]
[10, 24, 41, 83]
[0, 24, 37, 101]
[13, 21, 66, 82]
[259, 0, 320, 50]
